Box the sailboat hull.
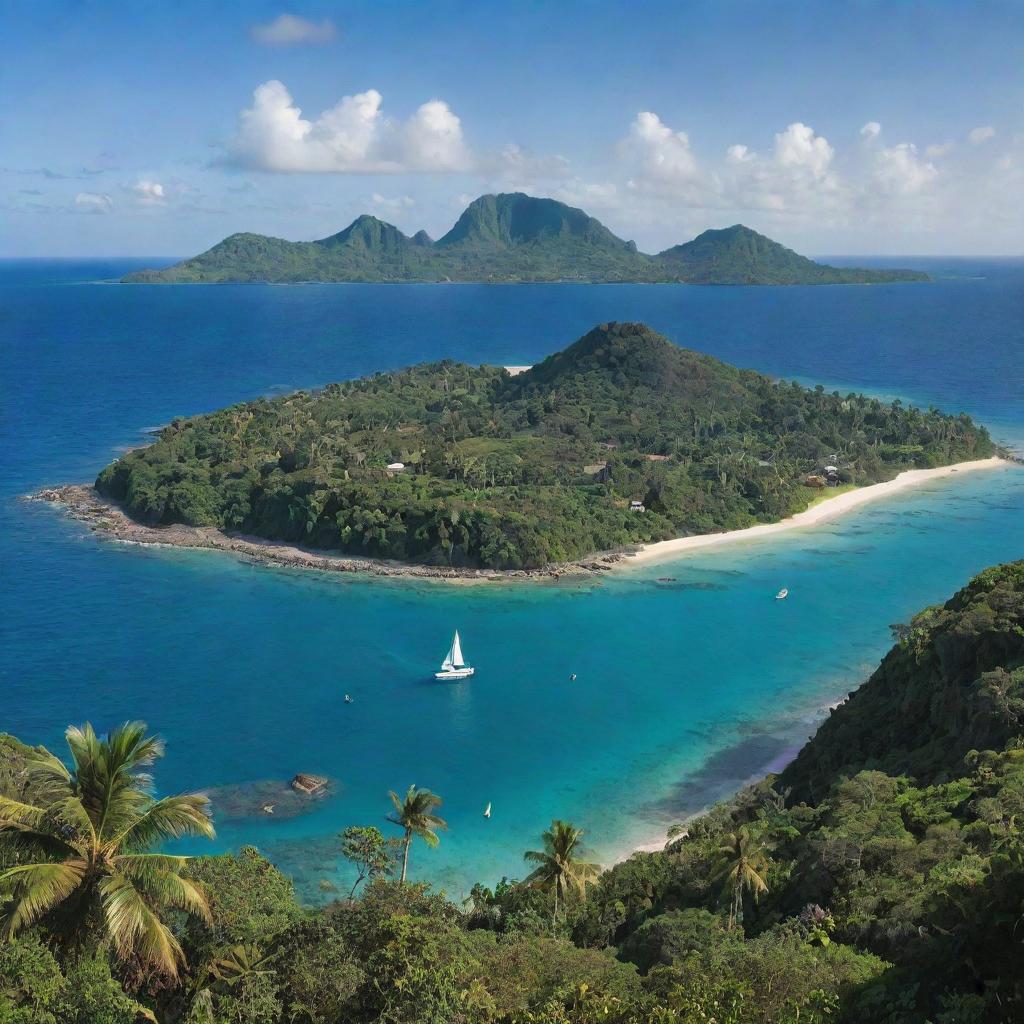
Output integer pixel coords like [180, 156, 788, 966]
[434, 667, 475, 680]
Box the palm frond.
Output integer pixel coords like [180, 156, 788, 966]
[0, 823, 80, 861]
[99, 873, 186, 978]
[0, 795, 47, 829]
[112, 795, 215, 851]
[116, 855, 212, 923]
[52, 796, 98, 846]
[0, 859, 87, 936]
[25, 747, 73, 798]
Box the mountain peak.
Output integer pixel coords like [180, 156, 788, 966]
[436, 192, 633, 251]
[316, 215, 413, 252]
[512, 321, 723, 394]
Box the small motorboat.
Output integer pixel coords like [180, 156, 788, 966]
[344, 694, 353, 704]
[775, 588, 789, 600]
[435, 630, 475, 680]
[483, 802, 491, 819]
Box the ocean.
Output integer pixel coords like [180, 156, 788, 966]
[2, 258, 1022, 901]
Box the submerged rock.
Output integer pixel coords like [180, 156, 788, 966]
[291, 773, 329, 795]
[204, 775, 335, 822]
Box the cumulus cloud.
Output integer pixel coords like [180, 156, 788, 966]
[251, 15, 337, 46]
[228, 81, 471, 173]
[773, 122, 834, 179]
[621, 111, 701, 185]
[75, 192, 112, 213]
[860, 121, 882, 140]
[968, 125, 996, 145]
[925, 141, 955, 158]
[132, 180, 166, 203]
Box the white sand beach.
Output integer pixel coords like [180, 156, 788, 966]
[620, 457, 1009, 570]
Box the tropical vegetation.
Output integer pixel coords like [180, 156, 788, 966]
[95, 322, 993, 570]
[3, 558, 1023, 1021]
[122, 193, 928, 285]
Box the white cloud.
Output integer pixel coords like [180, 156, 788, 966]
[860, 121, 882, 140]
[402, 100, 470, 171]
[251, 15, 337, 46]
[228, 81, 471, 173]
[75, 192, 112, 213]
[622, 112, 701, 184]
[872, 143, 938, 195]
[968, 125, 996, 145]
[925, 141, 955, 158]
[133, 180, 165, 204]
[773, 122, 834, 179]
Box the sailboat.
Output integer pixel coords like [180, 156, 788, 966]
[483, 802, 491, 819]
[434, 630, 475, 680]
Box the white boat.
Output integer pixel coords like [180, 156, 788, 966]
[434, 630, 475, 680]
[483, 802, 491, 819]
[776, 588, 789, 600]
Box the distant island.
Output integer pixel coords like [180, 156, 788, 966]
[122, 193, 928, 286]
[83, 322, 992, 572]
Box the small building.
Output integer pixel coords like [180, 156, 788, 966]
[387, 462, 406, 472]
[824, 464, 840, 485]
[644, 454, 670, 462]
[629, 500, 646, 513]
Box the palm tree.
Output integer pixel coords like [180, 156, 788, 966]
[0, 721, 215, 978]
[523, 819, 600, 925]
[712, 827, 770, 930]
[386, 785, 447, 883]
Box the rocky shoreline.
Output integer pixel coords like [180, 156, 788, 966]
[27, 485, 624, 583]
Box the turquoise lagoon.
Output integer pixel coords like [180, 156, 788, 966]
[2, 259, 1022, 900]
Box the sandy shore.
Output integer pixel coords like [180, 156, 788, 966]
[619, 457, 1009, 570]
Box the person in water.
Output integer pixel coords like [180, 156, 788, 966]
[569, 673, 577, 681]
[344, 694, 353, 703]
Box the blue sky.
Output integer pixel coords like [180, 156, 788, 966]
[3, 1, 1023, 256]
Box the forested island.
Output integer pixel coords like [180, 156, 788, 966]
[2, 559, 1023, 1022]
[122, 193, 928, 285]
[92, 322, 993, 571]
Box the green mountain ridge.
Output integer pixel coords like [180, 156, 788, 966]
[94, 321, 991, 570]
[122, 193, 928, 285]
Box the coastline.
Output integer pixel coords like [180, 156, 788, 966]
[621, 692, 853, 861]
[27, 485, 621, 584]
[618, 457, 1008, 570]
[29, 457, 1009, 586]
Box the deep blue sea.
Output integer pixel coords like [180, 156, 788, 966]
[2, 258, 1023, 902]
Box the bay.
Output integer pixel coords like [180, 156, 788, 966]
[2, 259, 1022, 900]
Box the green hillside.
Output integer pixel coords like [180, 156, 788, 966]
[122, 193, 927, 285]
[94, 322, 991, 569]
[657, 224, 927, 285]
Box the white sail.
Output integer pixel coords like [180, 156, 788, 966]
[450, 631, 465, 668]
[436, 629, 474, 679]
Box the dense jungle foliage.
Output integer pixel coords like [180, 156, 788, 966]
[123, 193, 927, 285]
[2, 559, 1024, 1022]
[95, 322, 993, 569]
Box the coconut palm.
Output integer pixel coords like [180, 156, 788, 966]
[0, 721, 214, 978]
[712, 827, 770, 930]
[523, 819, 600, 925]
[386, 785, 447, 883]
